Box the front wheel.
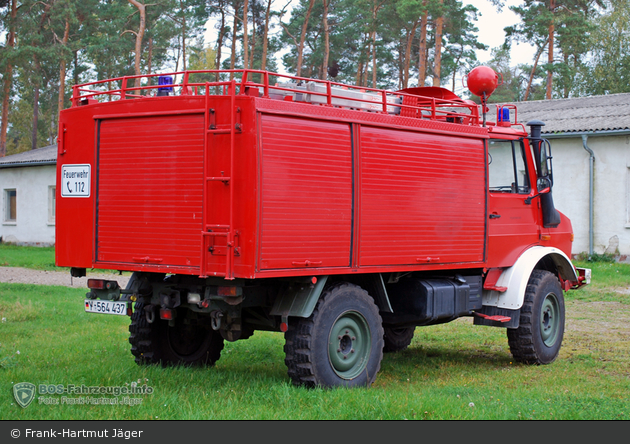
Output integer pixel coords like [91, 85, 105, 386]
[284, 283, 384, 388]
[507, 270, 565, 365]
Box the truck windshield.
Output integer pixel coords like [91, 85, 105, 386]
[488, 139, 530, 194]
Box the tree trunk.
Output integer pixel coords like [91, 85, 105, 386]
[546, 0, 555, 100]
[127, 0, 147, 89]
[180, 0, 187, 71]
[370, 1, 385, 88]
[432, 3, 444, 87]
[322, 0, 330, 80]
[230, 0, 239, 80]
[417, 4, 428, 87]
[261, 0, 272, 70]
[148, 38, 153, 75]
[174, 35, 180, 72]
[403, 19, 420, 88]
[451, 44, 463, 92]
[32, 87, 39, 150]
[216, 6, 226, 83]
[296, 0, 316, 77]
[32, 56, 41, 151]
[524, 40, 547, 101]
[398, 45, 404, 89]
[249, 2, 256, 69]
[243, 0, 249, 70]
[364, 44, 370, 86]
[356, 60, 364, 86]
[73, 51, 80, 86]
[57, 18, 70, 120]
[0, 0, 17, 157]
[563, 52, 570, 98]
[141, 38, 151, 95]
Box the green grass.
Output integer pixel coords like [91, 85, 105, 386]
[0, 244, 58, 271]
[1, 275, 629, 420]
[572, 260, 630, 302]
[0, 247, 629, 419]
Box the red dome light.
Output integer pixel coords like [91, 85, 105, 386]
[466, 66, 500, 98]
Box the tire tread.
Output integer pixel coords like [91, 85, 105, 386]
[284, 282, 384, 388]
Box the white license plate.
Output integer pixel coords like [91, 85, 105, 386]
[85, 299, 128, 316]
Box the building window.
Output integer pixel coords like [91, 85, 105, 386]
[48, 186, 56, 224]
[4, 189, 16, 222]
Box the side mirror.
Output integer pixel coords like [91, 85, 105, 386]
[536, 177, 551, 194]
[525, 177, 552, 205]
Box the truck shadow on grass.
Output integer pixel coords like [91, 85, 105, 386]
[181, 335, 517, 389]
[381, 344, 514, 370]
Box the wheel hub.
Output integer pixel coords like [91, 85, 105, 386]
[328, 311, 371, 379]
[540, 292, 560, 347]
[167, 322, 207, 357]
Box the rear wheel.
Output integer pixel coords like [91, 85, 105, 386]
[129, 302, 224, 367]
[507, 270, 565, 365]
[284, 283, 384, 388]
[383, 327, 415, 353]
[129, 301, 161, 365]
[158, 308, 224, 366]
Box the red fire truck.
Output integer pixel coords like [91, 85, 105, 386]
[56, 68, 590, 388]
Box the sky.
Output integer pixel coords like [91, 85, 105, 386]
[463, 0, 535, 66]
[203, 0, 535, 77]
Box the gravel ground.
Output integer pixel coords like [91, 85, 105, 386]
[0, 266, 131, 288]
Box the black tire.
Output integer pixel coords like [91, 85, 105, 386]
[284, 283, 384, 388]
[129, 301, 161, 365]
[383, 326, 415, 353]
[129, 302, 224, 367]
[507, 270, 565, 365]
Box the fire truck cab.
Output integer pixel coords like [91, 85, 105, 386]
[57, 68, 590, 388]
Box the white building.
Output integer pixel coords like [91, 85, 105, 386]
[512, 93, 630, 258]
[0, 145, 57, 246]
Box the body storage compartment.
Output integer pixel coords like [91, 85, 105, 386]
[57, 86, 489, 280]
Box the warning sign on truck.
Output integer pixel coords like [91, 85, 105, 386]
[61, 164, 91, 197]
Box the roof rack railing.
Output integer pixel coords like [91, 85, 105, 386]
[71, 69, 481, 125]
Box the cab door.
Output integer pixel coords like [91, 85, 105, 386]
[486, 138, 540, 267]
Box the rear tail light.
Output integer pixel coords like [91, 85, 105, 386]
[218, 286, 241, 297]
[87, 279, 119, 290]
[160, 308, 174, 320]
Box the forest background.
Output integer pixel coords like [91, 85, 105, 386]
[1, 0, 629, 157]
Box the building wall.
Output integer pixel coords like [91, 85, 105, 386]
[550, 134, 630, 257]
[0, 164, 56, 246]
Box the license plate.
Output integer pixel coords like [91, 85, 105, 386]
[85, 299, 128, 316]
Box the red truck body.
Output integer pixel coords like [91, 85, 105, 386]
[56, 70, 588, 388]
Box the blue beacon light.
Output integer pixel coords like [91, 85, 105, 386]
[499, 107, 510, 123]
[157, 76, 174, 96]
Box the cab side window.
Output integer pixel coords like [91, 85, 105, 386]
[488, 139, 530, 194]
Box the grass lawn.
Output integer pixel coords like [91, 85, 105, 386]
[0, 246, 629, 420]
[0, 244, 57, 271]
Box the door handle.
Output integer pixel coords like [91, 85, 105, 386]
[489, 213, 501, 219]
[291, 260, 323, 267]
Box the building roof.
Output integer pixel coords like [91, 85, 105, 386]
[0, 144, 57, 169]
[510, 93, 630, 135]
